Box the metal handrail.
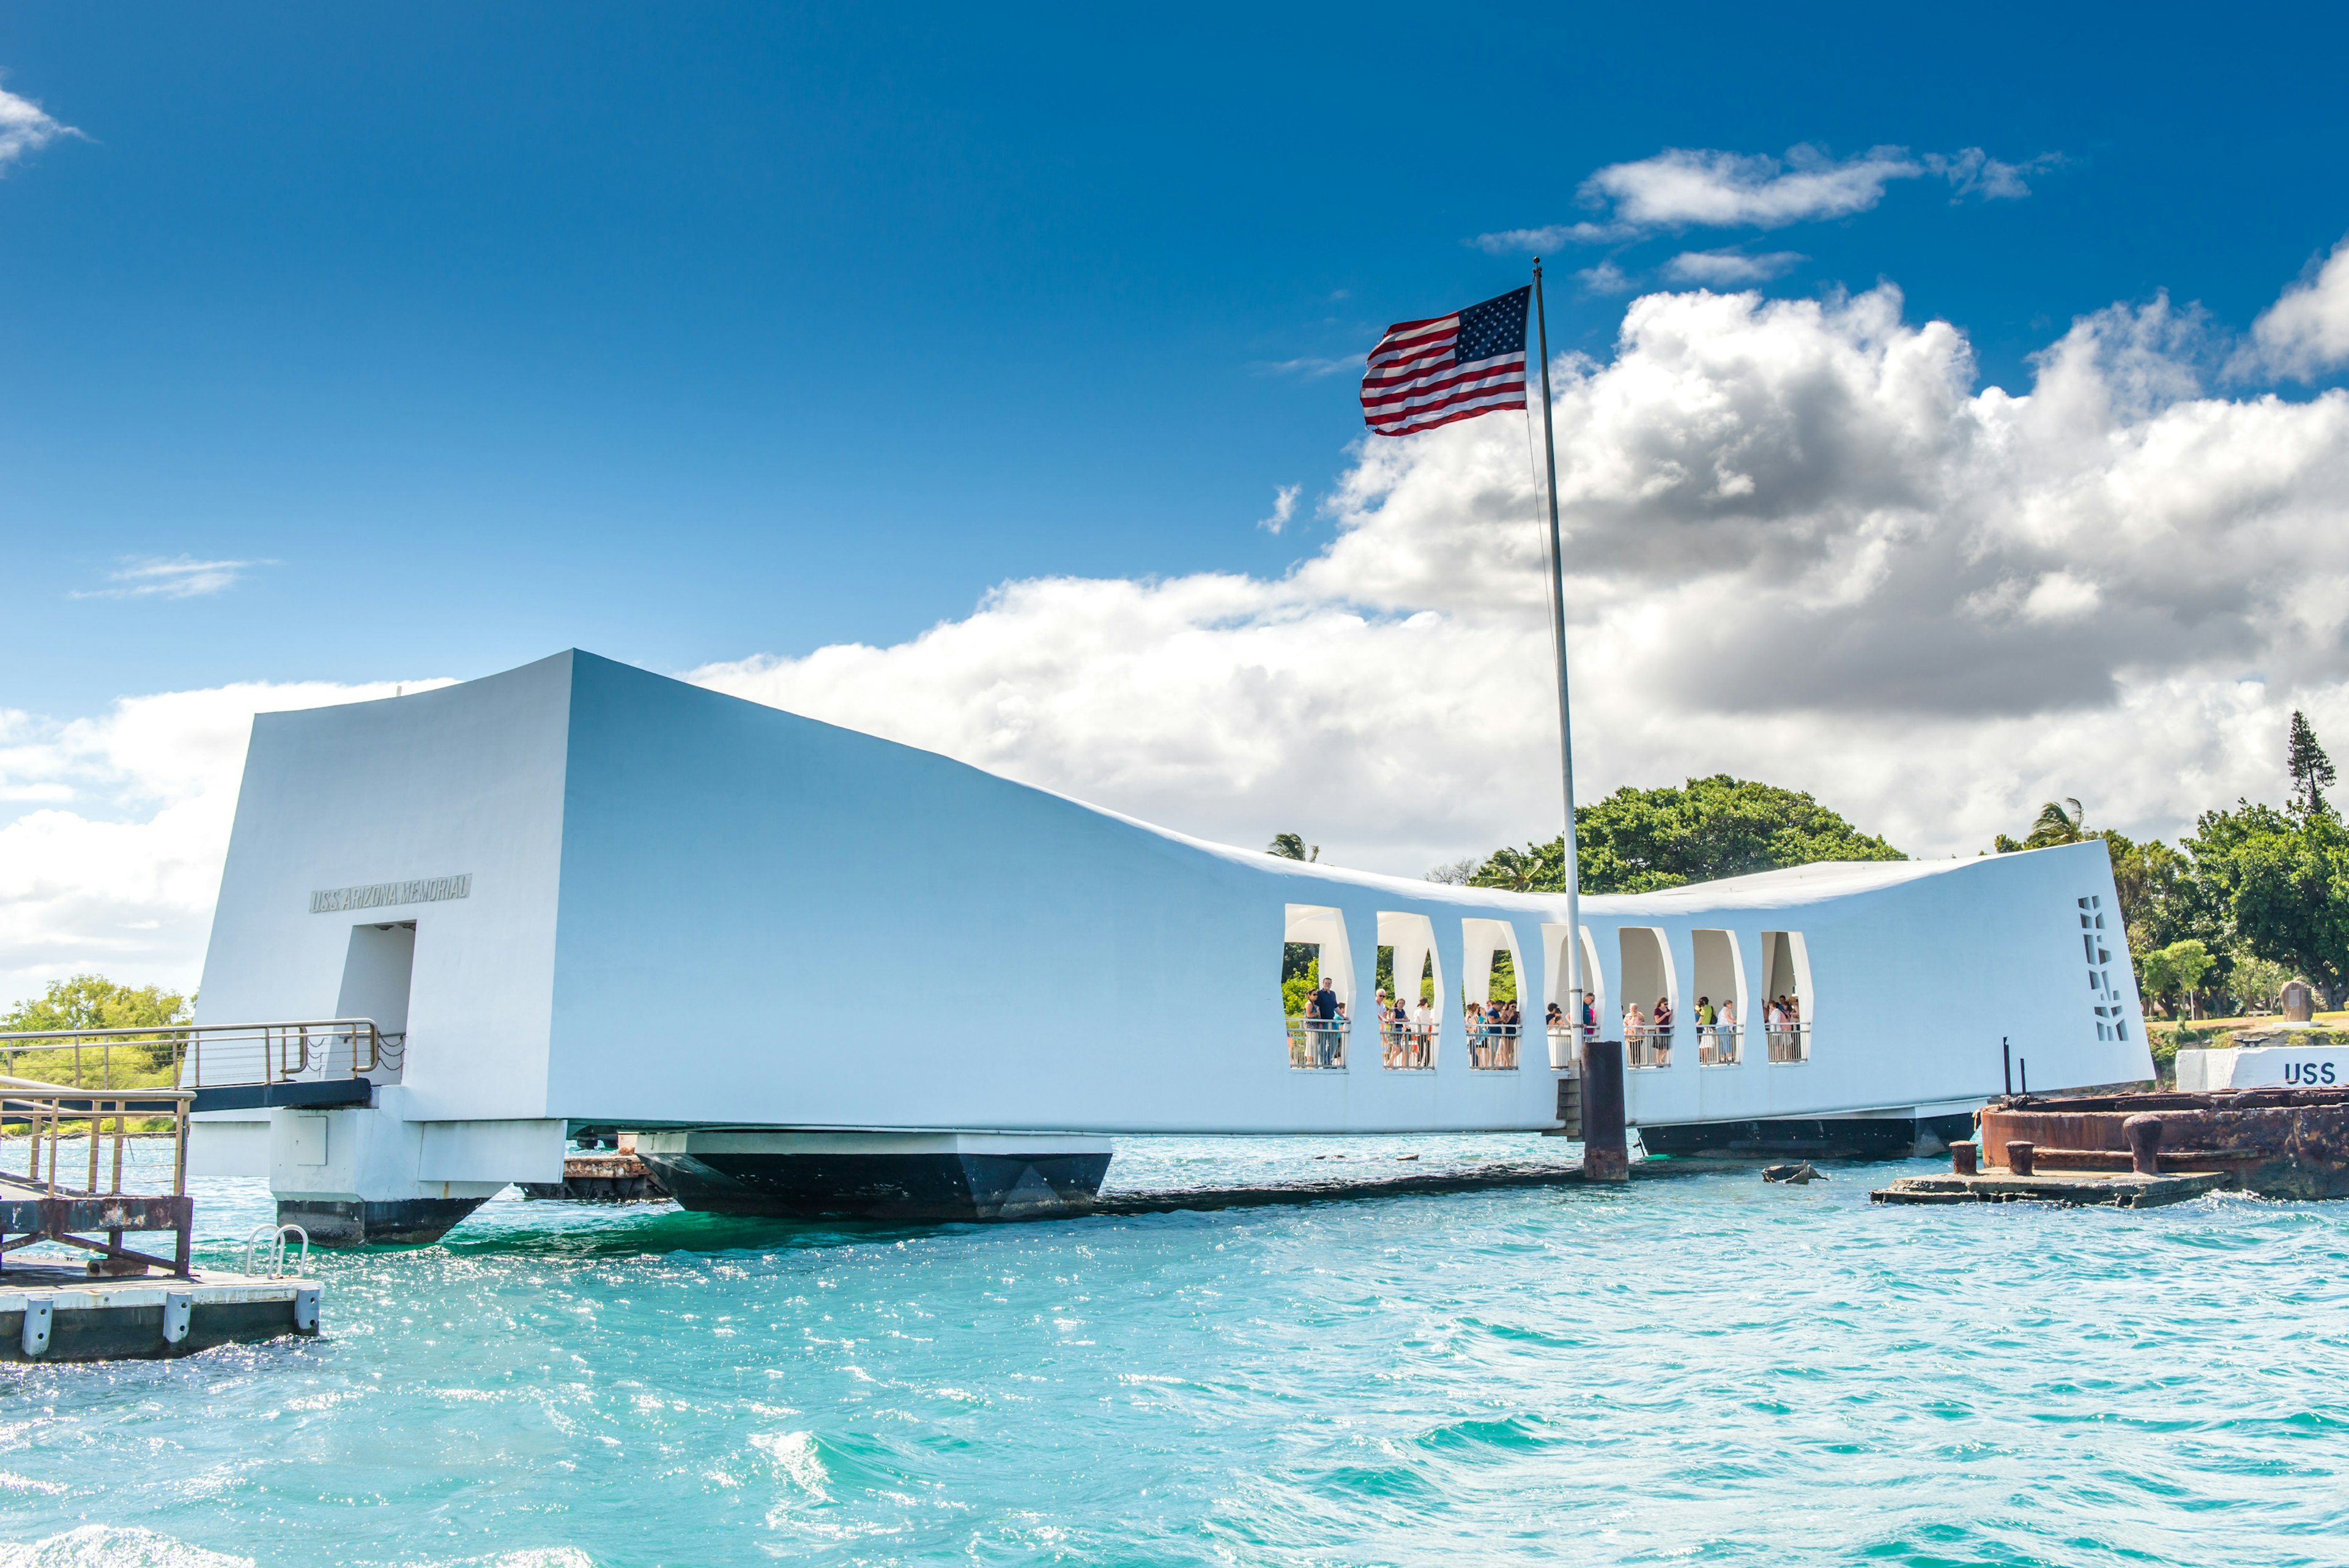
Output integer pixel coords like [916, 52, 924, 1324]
[1462, 1014, 1523, 1071]
[1766, 1019, 1812, 1064]
[0, 1074, 193, 1199]
[1624, 1024, 1673, 1069]
[241, 1222, 310, 1279]
[1286, 1014, 1351, 1070]
[0, 1018, 407, 1091]
[1694, 1020, 1740, 1066]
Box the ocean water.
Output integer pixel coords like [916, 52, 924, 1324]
[1, 1135, 2344, 1567]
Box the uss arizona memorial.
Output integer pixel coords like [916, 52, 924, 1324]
[188, 651, 2151, 1241]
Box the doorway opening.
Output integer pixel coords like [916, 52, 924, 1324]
[1282, 905, 1353, 1070]
[1375, 912, 1439, 1069]
[1759, 931, 1811, 1062]
[336, 921, 415, 1079]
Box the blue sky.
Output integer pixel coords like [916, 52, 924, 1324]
[5, 1, 2345, 715]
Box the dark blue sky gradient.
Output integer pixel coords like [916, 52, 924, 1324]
[2, 2, 2343, 710]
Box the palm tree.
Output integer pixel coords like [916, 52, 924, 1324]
[2025, 798, 2087, 848]
[1267, 833, 1318, 863]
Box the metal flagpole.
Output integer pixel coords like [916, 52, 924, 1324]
[1530, 259, 1585, 1039]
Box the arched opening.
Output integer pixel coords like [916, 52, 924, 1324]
[1540, 924, 1585, 1066]
[1375, 912, 1440, 1070]
[1759, 931, 1811, 1063]
[1691, 929, 1743, 1066]
[1618, 927, 1675, 1069]
[1282, 905, 1354, 1070]
[1460, 918, 1524, 1071]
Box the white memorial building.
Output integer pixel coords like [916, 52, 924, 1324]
[188, 651, 2152, 1241]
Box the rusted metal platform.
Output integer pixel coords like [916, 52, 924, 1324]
[519, 1151, 669, 1202]
[1976, 1087, 2349, 1200]
[0, 1265, 321, 1362]
[1871, 1169, 2228, 1207]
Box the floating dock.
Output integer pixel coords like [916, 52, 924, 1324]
[0, 1265, 321, 1362]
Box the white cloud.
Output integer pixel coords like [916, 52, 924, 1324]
[17, 250, 2349, 1003]
[2249, 234, 2349, 381]
[74, 557, 268, 601]
[1478, 143, 2062, 254]
[1576, 261, 1637, 296]
[1663, 250, 1807, 285]
[1254, 354, 1365, 379]
[0, 680, 450, 1001]
[1472, 221, 1631, 253]
[0, 84, 75, 172]
[691, 261, 2349, 885]
[1924, 147, 2062, 201]
[1258, 485, 1301, 534]
[1583, 144, 1924, 230]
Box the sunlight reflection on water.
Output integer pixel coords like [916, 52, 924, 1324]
[0, 1136, 2343, 1566]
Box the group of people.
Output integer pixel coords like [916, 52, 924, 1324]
[1293, 977, 1349, 1068]
[1358, 990, 1523, 1069]
[1373, 989, 1438, 1069]
[1615, 992, 1804, 1068]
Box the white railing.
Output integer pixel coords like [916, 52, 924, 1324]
[1766, 1020, 1811, 1064]
[1286, 1016, 1350, 1070]
[1696, 1022, 1739, 1066]
[1380, 1020, 1438, 1070]
[1626, 1025, 1672, 1069]
[1462, 1016, 1520, 1071]
[1545, 1024, 1581, 1068]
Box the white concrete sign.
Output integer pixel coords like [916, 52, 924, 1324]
[310, 874, 472, 914]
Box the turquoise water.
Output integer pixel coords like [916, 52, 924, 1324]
[1, 1135, 2345, 1567]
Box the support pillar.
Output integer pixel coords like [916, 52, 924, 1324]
[1580, 1037, 1628, 1183]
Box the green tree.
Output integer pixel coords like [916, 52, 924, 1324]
[2027, 797, 2088, 847]
[2184, 801, 2349, 1009]
[2138, 938, 2215, 1019]
[1, 974, 191, 1090]
[2288, 710, 2336, 816]
[1468, 776, 1904, 895]
[2, 974, 190, 1033]
[1266, 833, 1318, 863]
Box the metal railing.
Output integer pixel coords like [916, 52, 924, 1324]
[1696, 1022, 1739, 1066]
[1381, 1020, 1438, 1070]
[1546, 1024, 1582, 1069]
[1626, 1025, 1672, 1069]
[1766, 1020, 1811, 1064]
[1463, 1016, 1520, 1071]
[1286, 1015, 1350, 1069]
[0, 1076, 191, 1200]
[0, 1019, 404, 1091]
[1, 1072, 198, 1276]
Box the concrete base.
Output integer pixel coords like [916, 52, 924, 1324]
[278, 1195, 491, 1247]
[635, 1131, 1113, 1221]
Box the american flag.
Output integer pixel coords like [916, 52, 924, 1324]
[1360, 286, 1531, 437]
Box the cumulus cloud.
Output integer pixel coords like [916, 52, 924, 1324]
[17, 253, 2349, 998]
[73, 556, 268, 600]
[2249, 234, 2349, 381]
[0, 84, 75, 172]
[1257, 485, 1301, 534]
[0, 680, 450, 999]
[1663, 250, 1807, 285]
[692, 264, 2349, 883]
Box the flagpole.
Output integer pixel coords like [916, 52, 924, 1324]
[1531, 259, 1585, 1042]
